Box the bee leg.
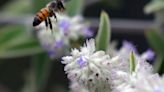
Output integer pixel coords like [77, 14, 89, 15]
[45, 19, 48, 30]
[48, 17, 53, 33]
[52, 11, 57, 22]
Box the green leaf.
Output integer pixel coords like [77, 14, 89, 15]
[0, 26, 24, 47]
[66, 0, 84, 16]
[1, 0, 32, 15]
[154, 54, 164, 74]
[0, 34, 34, 51]
[130, 51, 136, 73]
[32, 53, 52, 92]
[145, 30, 164, 54]
[144, 0, 164, 14]
[0, 26, 43, 58]
[96, 11, 111, 51]
[0, 46, 43, 59]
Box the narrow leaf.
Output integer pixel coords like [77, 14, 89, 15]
[130, 51, 136, 73]
[96, 11, 111, 51]
[0, 26, 24, 46]
[0, 39, 43, 59]
[0, 25, 43, 58]
[145, 30, 164, 54]
[2, 0, 32, 15]
[0, 47, 43, 59]
[0, 34, 33, 50]
[144, 1, 164, 14]
[154, 54, 164, 74]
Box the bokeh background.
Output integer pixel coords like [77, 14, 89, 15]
[0, 0, 163, 92]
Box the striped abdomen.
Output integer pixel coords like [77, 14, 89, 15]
[33, 8, 50, 26]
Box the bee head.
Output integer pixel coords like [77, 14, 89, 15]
[56, 0, 65, 12]
[48, 1, 57, 11]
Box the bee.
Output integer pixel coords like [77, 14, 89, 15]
[33, 0, 68, 30]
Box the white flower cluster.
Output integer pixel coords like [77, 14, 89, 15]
[111, 56, 154, 92]
[61, 39, 163, 92]
[36, 14, 93, 59]
[62, 39, 111, 92]
[37, 29, 69, 59]
[133, 74, 164, 92]
[70, 82, 89, 92]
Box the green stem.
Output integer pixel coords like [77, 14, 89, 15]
[32, 53, 52, 92]
[21, 53, 52, 92]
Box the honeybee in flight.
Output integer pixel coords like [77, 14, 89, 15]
[33, 0, 69, 30]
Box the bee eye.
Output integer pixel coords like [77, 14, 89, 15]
[50, 2, 56, 8]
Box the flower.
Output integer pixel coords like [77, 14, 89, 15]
[141, 49, 155, 61]
[106, 41, 155, 92]
[70, 82, 89, 92]
[37, 29, 69, 59]
[36, 14, 93, 59]
[62, 39, 156, 92]
[54, 14, 93, 40]
[133, 74, 164, 92]
[110, 53, 154, 92]
[61, 39, 112, 92]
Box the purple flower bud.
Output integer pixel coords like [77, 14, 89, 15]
[123, 40, 138, 53]
[54, 40, 64, 48]
[77, 56, 88, 68]
[59, 20, 70, 33]
[144, 49, 155, 61]
[83, 28, 94, 37]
